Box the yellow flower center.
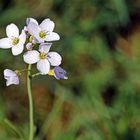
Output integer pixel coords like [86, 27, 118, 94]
[12, 37, 19, 45]
[48, 69, 54, 76]
[39, 52, 47, 59]
[39, 31, 46, 38]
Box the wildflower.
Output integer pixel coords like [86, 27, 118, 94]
[0, 23, 26, 55]
[27, 18, 60, 43]
[23, 43, 62, 74]
[48, 66, 68, 80]
[4, 69, 20, 86]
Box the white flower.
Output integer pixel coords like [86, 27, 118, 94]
[27, 18, 60, 43]
[4, 69, 19, 86]
[0, 23, 26, 55]
[23, 43, 62, 74]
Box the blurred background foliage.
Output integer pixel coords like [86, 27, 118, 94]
[0, 0, 140, 140]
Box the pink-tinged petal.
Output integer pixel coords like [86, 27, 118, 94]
[39, 43, 52, 53]
[47, 52, 62, 66]
[26, 17, 38, 25]
[23, 50, 39, 64]
[24, 26, 28, 32]
[4, 69, 17, 77]
[45, 32, 60, 41]
[19, 30, 26, 44]
[37, 59, 50, 75]
[4, 69, 19, 86]
[40, 18, 55, 32]
[27, 22, 41, 41]
[12, 42, 24, 56]
[0, 38, 11, 48]
[36, 37, 45, 43]
[6, 76, 19, 86]
[6, 23, 19, 38]
[26, 43, 33, 50]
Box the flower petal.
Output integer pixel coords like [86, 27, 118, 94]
[12, 42, 24, 56]
[45, 32, 60, 41]
[47, 52, 62, 66]
[4, 69, 17, 77]
[19, 30, 26, 44]
[27, 22, 40, 40]
[6, 76, 19, 86]
[37, 59, 50, 75]
[40, 18, 55, 32]
[4, 69, 19, 86]
[23, 50, 39, 64]
[26, 17, 38, 25]
[39, 43, 52, 53]
[0, 38, 11, 48]
[6, 23, 19, 38]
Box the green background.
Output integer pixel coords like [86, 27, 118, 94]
[0, 0, 140, 139]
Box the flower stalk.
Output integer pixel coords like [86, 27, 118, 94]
[1, 17, 68, 140]
[27, 64, 34, 140]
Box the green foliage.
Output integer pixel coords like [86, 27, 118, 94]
[0, 0, 140, 140]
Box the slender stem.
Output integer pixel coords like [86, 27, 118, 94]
[32, 72, 41, 78]
[20, 69, 29, 72]
[3, 119, 24, 140]
[27, 64, 34, 140]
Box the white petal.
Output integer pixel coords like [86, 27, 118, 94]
[27, 22, 41, 40]
[39, 43, 52, 53]
[4, 69, 17, 77]
[47, 52, 62, 66]
[0, 38, 11, 48]
[40, 18, 55, 32]
[19, 30, 26, 44]
[23, 50, 39, 64]
[45, 32, 60, 41]
[37, 59, 50, 75]
[6, 76, 19, 86]
[26, 17, 38, 25]
[24, 26, 28, 32]
[12, 42, 24, 56]
[6, 23, 19, 38]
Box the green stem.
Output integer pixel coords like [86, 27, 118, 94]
[27, 64, 34, 140]
[3, 119, 24, 140]
[32, 72, 41, 78]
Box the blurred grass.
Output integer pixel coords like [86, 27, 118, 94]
[0, 0, 140, 140]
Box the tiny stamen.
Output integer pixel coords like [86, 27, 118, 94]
[12, 37, 19, 45]
[39, 52, 47, 59]
[39, 31, 46, 39]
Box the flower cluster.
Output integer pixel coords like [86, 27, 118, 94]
[0, 18, 67, 86]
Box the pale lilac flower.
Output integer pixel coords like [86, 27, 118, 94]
[0, 23, 26, 55]
[27, 18, 60, 43]
[4, 69, 19, 86]
[54, 66, 68, 80]
[48, 66, 68, 80]
[23, 43, 62, 74]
